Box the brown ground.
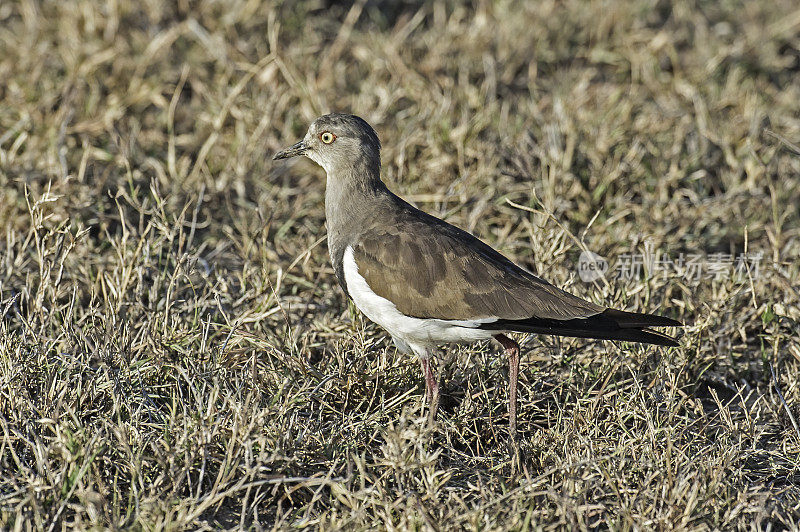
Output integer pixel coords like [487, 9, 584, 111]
[1, 0, 800, 529]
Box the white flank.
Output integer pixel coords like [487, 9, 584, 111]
[342, 246, 497, 350]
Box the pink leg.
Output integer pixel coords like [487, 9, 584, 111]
[495, 334, 520, 435]
[419, 356, 440, 417]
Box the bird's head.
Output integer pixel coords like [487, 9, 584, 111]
[273, 113, 381, 175]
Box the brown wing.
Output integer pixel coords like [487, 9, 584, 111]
[351, 207, 604, 322]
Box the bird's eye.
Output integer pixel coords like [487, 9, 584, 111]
[320, 132, 336, 144]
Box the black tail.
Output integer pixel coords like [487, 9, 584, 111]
[479, 308, 682, 347]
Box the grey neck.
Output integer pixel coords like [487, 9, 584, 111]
[324, 156, 383, 236]
[323, 156, 386, 295]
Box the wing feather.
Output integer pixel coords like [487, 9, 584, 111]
[351, 204, 603, 322]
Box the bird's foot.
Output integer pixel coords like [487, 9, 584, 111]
[494, 333, 521, 439]
[419, 356, 440, 421]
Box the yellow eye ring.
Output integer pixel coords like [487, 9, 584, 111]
[320, 132, 336, 144]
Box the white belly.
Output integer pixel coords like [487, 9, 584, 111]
[342, 246, 496, 348]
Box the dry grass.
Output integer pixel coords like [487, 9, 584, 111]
[1, 0, 800, 529]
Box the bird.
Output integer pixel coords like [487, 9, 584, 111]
[273, 113, 682, 436]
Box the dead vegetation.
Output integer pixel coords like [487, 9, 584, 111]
[1, 0, 800, 529]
